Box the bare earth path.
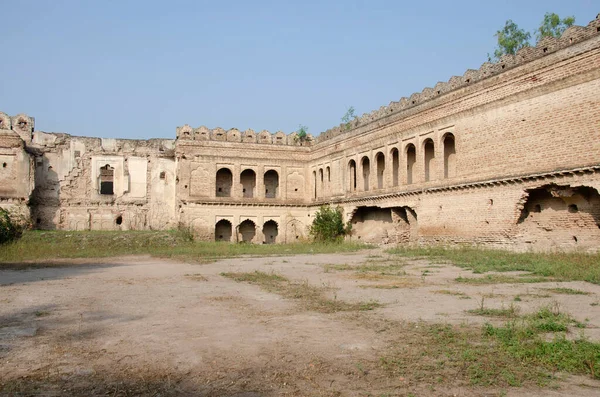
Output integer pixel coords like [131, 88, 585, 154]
[1, 250, 599, 396]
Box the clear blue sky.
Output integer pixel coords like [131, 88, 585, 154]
[1, 1, 597, 139]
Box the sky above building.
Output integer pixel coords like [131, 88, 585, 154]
[1, 0, 597, 139]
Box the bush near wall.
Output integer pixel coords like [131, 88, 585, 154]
[0, 208, 20, 244]
[310, 205, 351, 243]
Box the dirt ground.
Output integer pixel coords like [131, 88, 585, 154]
[1, 249, 599, 396]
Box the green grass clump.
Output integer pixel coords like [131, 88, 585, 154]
[0, 230, 371, 266]
[221, 270, 381, 313]
[544, 287, 591, 295]
[483, 305, 598, 378]
[380, 305, 600, 387]
[389, 246, 600, 284]
[456, 275, 550, 284]
[467, 305, 520, 318]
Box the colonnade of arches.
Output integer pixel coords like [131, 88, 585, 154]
[214, 219, 279, 243]
[346, 133, 455, 193]
[215, 168, 279, 198]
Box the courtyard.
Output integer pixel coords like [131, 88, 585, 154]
[1, 246, 599, 396]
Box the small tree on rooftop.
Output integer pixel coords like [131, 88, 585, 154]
[536, 12, 575, 41]
[490, 13, 576, 61]
[492, 19, 531, 60]
[341, 106, 357, 130]
[309, 205, 351, 243]
[295, 124, 309, 144]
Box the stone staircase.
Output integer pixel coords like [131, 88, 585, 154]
[60, 157, 84, 189]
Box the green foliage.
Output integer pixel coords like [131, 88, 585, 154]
[341, 106, 357, 130]
[309, 205, 350, 242]
[493, 19, 531, 60]
[388, 246, 600, 284]
[295, 124, 309, 143]
[492, 13, 576, 61]
[0, 208, 20, 245]
[536, 12, 575, 41]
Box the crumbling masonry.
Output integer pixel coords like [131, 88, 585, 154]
[2, 15, 600, 252]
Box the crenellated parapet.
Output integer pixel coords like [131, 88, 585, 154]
[175, 124, 314, 146]
[316, 14, 600, 143]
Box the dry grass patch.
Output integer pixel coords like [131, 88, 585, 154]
[184, 273, 208, 281]
[221, 271, 381, 313]
[434, 289, 470, 299]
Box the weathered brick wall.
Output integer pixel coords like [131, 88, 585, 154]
[1, 15, 599, 250]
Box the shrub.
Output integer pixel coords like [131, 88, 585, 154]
[309, 205, 350, 242]
[0, 208, 20, 244]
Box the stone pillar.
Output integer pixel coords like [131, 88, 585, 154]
[257, 165, 265, 199]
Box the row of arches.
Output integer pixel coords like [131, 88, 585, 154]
[312, 166, 331, 199]
[215, 219, 279, 243]
[215, 168, 279, 198]
[347, 133, 455, 193]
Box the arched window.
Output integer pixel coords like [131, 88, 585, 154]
[406, 144, 416, 185]
[215, 219, 232, 242]
[361, 156, 370, 191]
[348, 160, 357, 192]
[240, 169, 256, 198]
[423, 139, 435, 182]
[99, 164, 114, 195]
[376, 152, 385, 189]
[264, 170, 279, 198]
[216, 168, 233, 197]
[443, 133, 456, 179]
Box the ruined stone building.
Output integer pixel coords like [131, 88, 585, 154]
[2, 16, 600, 251]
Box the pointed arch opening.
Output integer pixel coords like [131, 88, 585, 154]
[424, 138, 435, 182]
[263, 220, 278, 244]
[406, 144, 416, 185]
[318, 168, 324, 197]
[215, 219, 232, 242]
[238, 219, 256, 243]
[216, 168, 233, 197]
[361, 156, 370, 191]
[391, 147, 399, 187]
[312, 170, 317, 199]
[376, 152, 385, 189]
[443, 133, 456, 179]
[348, 160, 357, 192]
[240, 169, 256, 198]
[264, 169, 279, 198]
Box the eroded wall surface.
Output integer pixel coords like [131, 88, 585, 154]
[1, 15, 599, 250]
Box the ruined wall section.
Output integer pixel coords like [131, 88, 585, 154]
[28, 131, 177, 230]
[0, 112, 34, 224]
